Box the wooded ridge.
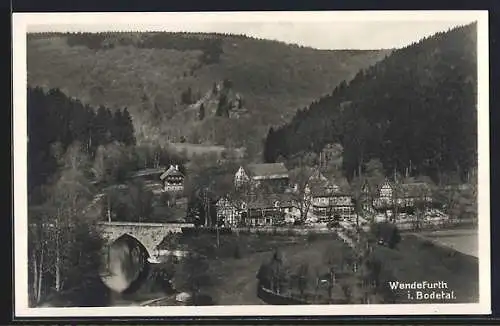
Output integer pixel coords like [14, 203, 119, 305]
[264, 23, 477, 182]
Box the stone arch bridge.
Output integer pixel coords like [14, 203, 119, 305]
[96, 221, 193, 257]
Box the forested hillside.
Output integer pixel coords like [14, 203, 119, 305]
[264, 23, 477, 183]
[27, 32, 389, 156]
[27, 87, 186, 198]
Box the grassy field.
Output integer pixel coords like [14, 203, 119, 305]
[204, 234, 348, 305]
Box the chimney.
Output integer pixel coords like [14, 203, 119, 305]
[175, 164, 179, 171]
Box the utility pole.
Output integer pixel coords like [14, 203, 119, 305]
[205, 183, 220, 248]
[216, 207, 220, 248]
[204, 188, 209, 228]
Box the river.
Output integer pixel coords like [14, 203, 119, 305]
[414, 227, 478, 258]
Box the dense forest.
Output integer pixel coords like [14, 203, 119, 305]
[264, 23, 477, 183]
[28, 87, 135, 192]
[27, 32, 389, 157]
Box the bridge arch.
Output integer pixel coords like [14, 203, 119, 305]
[96, 221, 193, 258]
[100, 233, 151, 293]
[112, 233, 150, 257]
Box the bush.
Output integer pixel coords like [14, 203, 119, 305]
[256, 262, 272, 288]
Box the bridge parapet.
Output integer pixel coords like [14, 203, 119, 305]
[96, 221, 193, 256]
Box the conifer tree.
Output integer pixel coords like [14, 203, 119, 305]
[199, 103, 205, 120]
[121, 107, 136, 146]
[263, 127, 276, 163]
[112, 109, 124, 143]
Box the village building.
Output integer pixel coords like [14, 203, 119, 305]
[128, 165, 186, 194]
[373, 180, 433, 210]
[240, 193, 294, 227]
[308, 180, 354, 222]
[396, 182, 433, 207]
[378, 180, 394, 202]
[215, 192, 296, 227]
[234, 163, 290, 193]
[215, 196, 241, 227]
[160, 164, 185, 193]
[372, 180, 437, 226]
[300, 170, 355, 222]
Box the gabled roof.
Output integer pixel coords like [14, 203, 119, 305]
[308, 179, 330, 195]
[244, 163, 289, 179]
[160, 165, 184, 180]
[308, 178, 350, 197]
[379, 179, 393, 189]
[216, 196, 241, 209]
[309, 169, 327, 182]
[246, 193, 294, 209]
[220, 192, 294, 210]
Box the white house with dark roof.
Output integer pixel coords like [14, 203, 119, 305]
[234, 163, 289, 192]
[160, 164, 185, 193]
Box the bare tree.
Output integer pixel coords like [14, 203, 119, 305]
[28, 206, 49, 305]
[28, 143, 103, 306]
[289, 166, 316, 223]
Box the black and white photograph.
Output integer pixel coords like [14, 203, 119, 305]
[13, 11, 490, 317]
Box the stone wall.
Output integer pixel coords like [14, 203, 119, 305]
[97, 222, 193, 255]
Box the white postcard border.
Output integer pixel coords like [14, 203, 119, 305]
[12, 10, 491, 317]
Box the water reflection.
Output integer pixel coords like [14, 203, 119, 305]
[100, 234, 149, 294]
[39, 234, 217, 307]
